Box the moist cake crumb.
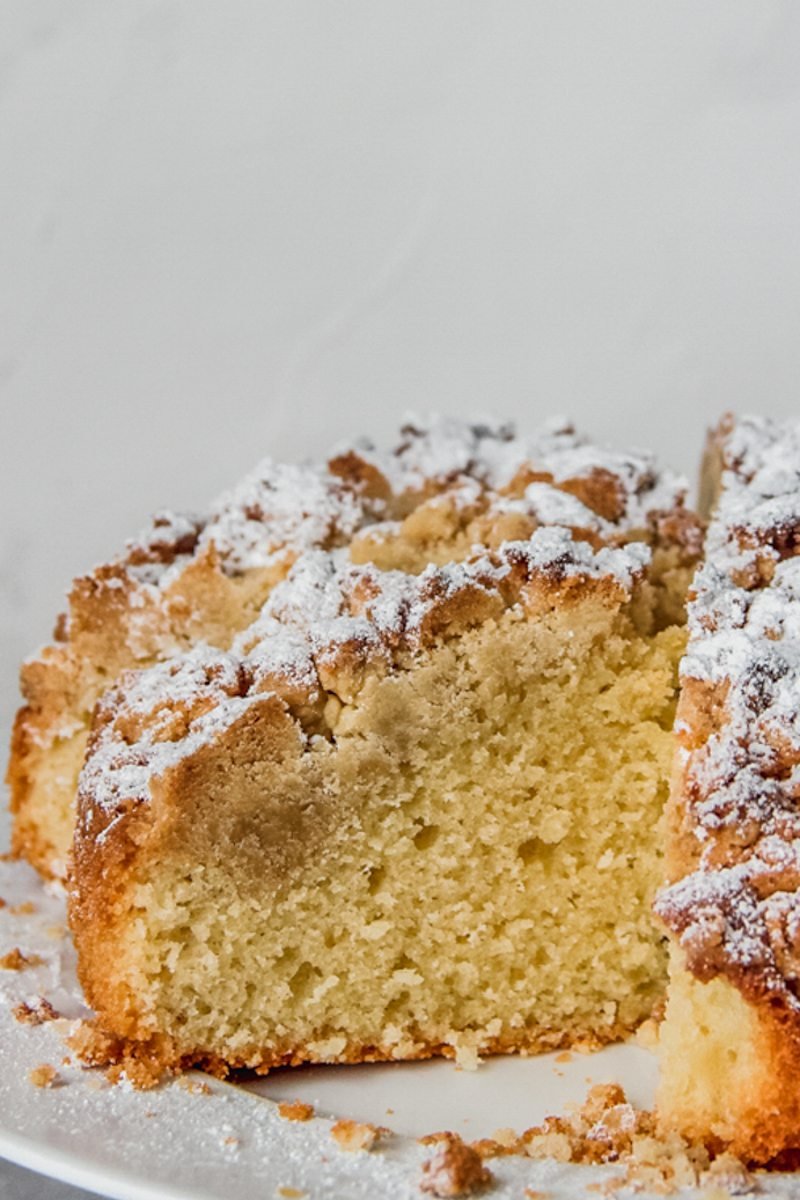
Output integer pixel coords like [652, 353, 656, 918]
[419, 1133, 493, 1196]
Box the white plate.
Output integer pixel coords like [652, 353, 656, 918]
[0, 820, 790, 1200]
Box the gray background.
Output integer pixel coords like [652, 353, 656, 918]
[3, 1, 800, 1195]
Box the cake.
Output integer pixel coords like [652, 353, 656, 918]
[8, 418, 697, 1069]
[11, 413, 800, 1165]
[655, 414, 800, 1163]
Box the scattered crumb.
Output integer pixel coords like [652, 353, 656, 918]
[12, 997, 60, 1025]
[470, 1138, 518, 1161]
[555, 1051, 572, 1064]
[453, 1044, 482, 1071]
[277, 1189, 307, 1199]
[330, 1118, 388, 1152]
[635, 1018, 660, 1051]
[0, 851, 13, 862]
[386, 1107, 395, 1115]
[223, 1135, 241, 1148]
[29, 1064, 58, 1089]
[523, 1191, 549, 1199]
[516, 1084, 756, 1195]
[10, 901, 36, 916]
[45, 924, 67, 940]
[176, 1076, 211, 1095]
[420, 1133, 493, 1196]
[0, 896, 5, 908]
[0, 947, 43, 970]
[278, 1100, 315, 1122]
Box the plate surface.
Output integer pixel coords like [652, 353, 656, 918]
[0, 815, 673, 1200]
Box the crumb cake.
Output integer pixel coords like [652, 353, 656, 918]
[655, 414, 800, 1162]
[23, 413, 800, 1166]
[8, 418, 701, 1086]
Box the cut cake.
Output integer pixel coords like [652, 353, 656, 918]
[9, 414, 800, 1164]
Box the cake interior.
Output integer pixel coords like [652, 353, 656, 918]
[95, 591, 687, 1070]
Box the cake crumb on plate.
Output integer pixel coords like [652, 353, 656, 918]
[28, 1064, 58, 1088]
[330, 1118, 388, 1151]
[278, 1100, 315, 1122]
[1, 947, 43, 970]
[420, 1133, 493, 1196]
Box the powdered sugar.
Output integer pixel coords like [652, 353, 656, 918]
[201, 460, 366, 573]
[76, 417, 689, 820]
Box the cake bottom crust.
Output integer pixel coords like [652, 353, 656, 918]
[71, 1018, 645, 1090]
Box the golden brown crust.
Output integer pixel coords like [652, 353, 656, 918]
[68, 1013, 645, 1087]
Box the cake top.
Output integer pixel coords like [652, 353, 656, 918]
[656, 414, 800, 1010]
[73, 417, 697, 824]
[119, 415, 690, 588]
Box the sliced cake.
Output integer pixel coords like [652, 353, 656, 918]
[49, 420, 700, 1080]
[656, 414, 800, 1163]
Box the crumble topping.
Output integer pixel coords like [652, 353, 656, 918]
[111, 416, 689, 595]
[76, 416, 696, 825]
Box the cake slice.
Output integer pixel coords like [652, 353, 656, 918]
[656, 415, 800, 1163]
[56, 419, 700, 1080]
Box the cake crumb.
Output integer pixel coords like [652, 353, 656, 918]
[0, 896, 6, 908]
[555, 1051, 572, 1063]
[10, 901, 36, 915]
[13, 997, 59, 1025]
[176, 1075, 211, 1095]
[330, 1118, 388, 1152]
[276, 1188, 306, 1199]
[1, 948, 43, 970]
[278, 1100, 315, 1122]
[45, 924, 67, 940]
[516, 1084, 756, 1195]
[470, 1138, 518, 1161]
[523, 1191, 549, 1199]
[634, 1018, 660, 1051]
[420, 1133, 493, 1196]
[29, 1064, 58, 1088]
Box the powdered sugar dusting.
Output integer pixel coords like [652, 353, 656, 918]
[201, 460, 366, 573]
[76, 417, 693, 821]
[656, 415, 800, 1008]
